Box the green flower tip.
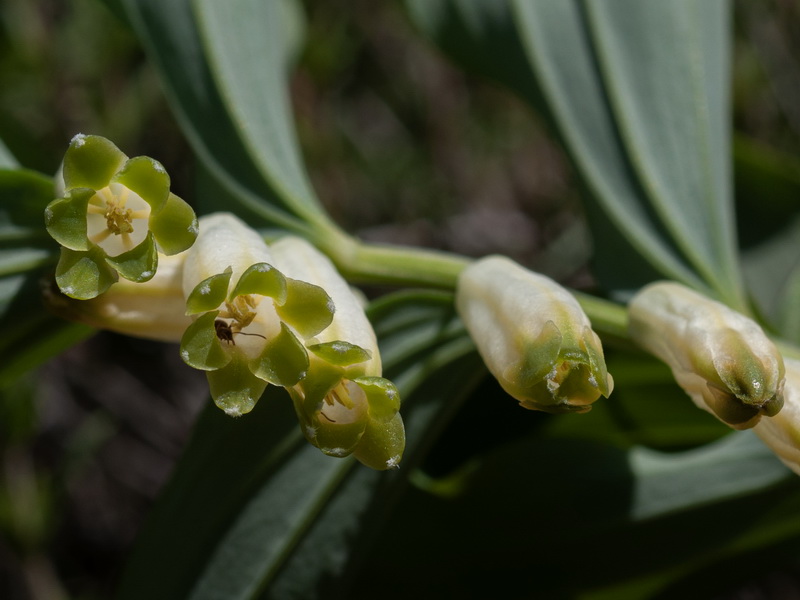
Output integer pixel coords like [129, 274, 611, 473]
[45, 134, 198, 299]
[629, 282, 785, 429]
[456, 256, 613, 414]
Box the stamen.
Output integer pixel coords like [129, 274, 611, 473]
[90, 230, 112, 244]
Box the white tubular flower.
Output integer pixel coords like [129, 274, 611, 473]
[45, 250, 191, 342]
[628, 282, 785, 430]
[755, 358, 800, 475]
[270, 237, 404, 470]
[456, 256, 613, 413]
[179, 214, 333, 417]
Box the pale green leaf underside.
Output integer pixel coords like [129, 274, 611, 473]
[192, 0, 322, 220]
[509, 0, 742, 304]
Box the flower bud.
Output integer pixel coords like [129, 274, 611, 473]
[456, 256, 613, 413]
[270, 237, 404, 470]
[755, 358, 800, 475]
[628, 282, 785, 429]
[45, 134, 198, 299]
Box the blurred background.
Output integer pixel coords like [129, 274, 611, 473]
[0, 0, 799, 598]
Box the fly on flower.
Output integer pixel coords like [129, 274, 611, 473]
[45, 134, 198, 299]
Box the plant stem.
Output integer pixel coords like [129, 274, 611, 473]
[312, 227, 471, 289]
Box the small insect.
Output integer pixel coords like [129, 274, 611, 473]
[214, 319, 266, 345]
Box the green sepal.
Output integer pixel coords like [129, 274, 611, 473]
[104, 231, 158, 282]
[581, 326, 613, 397]
[186, 268, 233, 315]
[353, 376, 401, 422]
[179, 311, 232, 371]
[296, 359, 345, 420]
[112, 156, 170, 213]
[504, 319, 564, 392]
[250, 322, 309, 387]
[207, 352, 268, 417]
[150, 192, 199, 256]
[275, 277, 334, 338]
[353, 412, 405, 470]
[229, 262, 287, 304]
[308, 340, 372, 367]
[62, 135, 127, 191]
[55, 246, 118, 300]
[44, 188, 94, 251]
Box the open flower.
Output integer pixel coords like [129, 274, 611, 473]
[45, 134, 198, 299]
[628, 282, 785, 429]
[271, 237, 405, 470]
[755, 358, 800, 475]
[179, 214, 333, 417]
[456, 256, 613, 413]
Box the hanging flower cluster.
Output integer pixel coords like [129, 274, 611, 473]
[179, 214, 404, 469]
[45, 134, 198, 299]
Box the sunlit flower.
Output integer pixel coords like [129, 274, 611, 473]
[271, 236, 405, 470]
[179, 214, 333, 417]
[45, 134, 198, 299]
[456, 255, 613, 413]
[628, 281, 785, 429]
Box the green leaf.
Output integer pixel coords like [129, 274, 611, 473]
[0, 270, 94, 388]
[44, 188, 93, 252]
[149, 192, 199, 256]
[62, 134, 127, 191]
[0, 169, 58, 276]
[112, 155, 170, 212]
[192, 0, 322, 219]
[510, 0, 742, 303]
[186, 268, 232, 315]
[104, 231, 158, 282]
[250, 322, 309, 387]
[0, 138, 19, 169]
[118, 0, 308, 231]
[275, 277, 334, 339]
[229, 262, 287, 304]
[180, 310, 232, 371]
[117, 291, 480, 599]
[54, 246, 118, 300]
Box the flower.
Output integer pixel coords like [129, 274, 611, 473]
[628, 282, 785, 429]
[43, 250, 191, 342]
[179, 213, 333, 417]
[754, 358, 800, 475]
[45, 134, 198, 299]
[270, 236, 405, 470]
[456, 255, 613, 413]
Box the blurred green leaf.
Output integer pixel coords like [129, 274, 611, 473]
[511, 0, 743, 305]
[348, 419, 799, 599]
[117, 0, 308, 232]
[0, 169, 57, 276]
[408, 1, 746, 304]
[742, 215, 800, 338]
[117, 291, 481, 599]
[0, 139, 18, 169]
[192, 0, 322, 221]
